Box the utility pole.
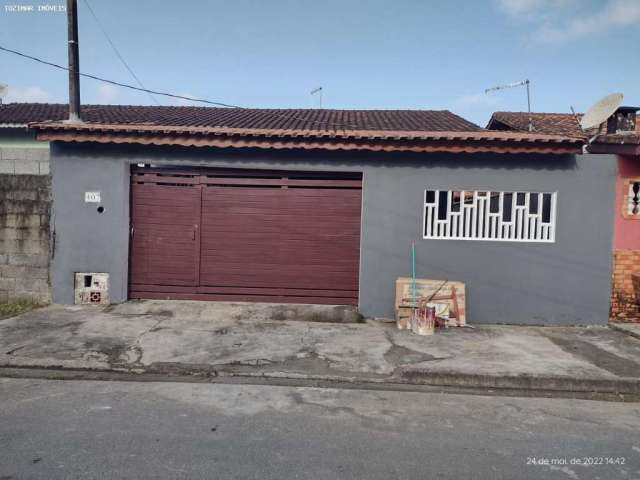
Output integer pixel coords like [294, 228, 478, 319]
[67, 0, 82, 122]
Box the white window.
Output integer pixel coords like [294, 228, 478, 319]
[423, 189, 557, 242]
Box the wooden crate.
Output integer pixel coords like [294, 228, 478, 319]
[395, 277, 466, 326]
[395, 306, 413, 330]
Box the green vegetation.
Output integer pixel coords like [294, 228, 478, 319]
[0, 299, 42, 320]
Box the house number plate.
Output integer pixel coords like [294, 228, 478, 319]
[85, 191, 101, 203]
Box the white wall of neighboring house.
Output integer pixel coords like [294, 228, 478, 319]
[0, 127, 50, 175]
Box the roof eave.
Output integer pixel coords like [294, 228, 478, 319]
[34, 127, 583, 155]
[485, 116, 510, 131]
[587, 141, 640, 156]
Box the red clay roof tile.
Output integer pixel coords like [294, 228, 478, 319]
[0, 103, 482, 132]
[0, 103, 583, 154]
[487, 111, 587, 138]
[34, 122, 584, 155]
[488, 110, 640, 148]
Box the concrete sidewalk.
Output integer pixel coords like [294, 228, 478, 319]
[2, 301, 640, 396]
[610, 322, 640, 340]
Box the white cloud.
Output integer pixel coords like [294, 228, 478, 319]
[95, 83, 119, 104]
[3, 86, 51, 103]
[497, 0, 573, 17]
[532, 0, 640, 43]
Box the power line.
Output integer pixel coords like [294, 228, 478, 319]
[0, 45, 237, 107]
[81, 0, 159, 105]
[0, 45, 359, 129]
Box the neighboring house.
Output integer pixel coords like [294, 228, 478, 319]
[0, 104, 57, 303]
[0, 103, 55, 174]
[488, 109, 640, 322]
[0, 103, 616, 326]
[487, 111, 589, 138]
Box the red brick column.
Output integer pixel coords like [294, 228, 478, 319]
[610, 249, 640, 322]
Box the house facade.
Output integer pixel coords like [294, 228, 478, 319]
[488, 109, 640, 322]
[0, 103, 619, 325]
[589, 115, 640, 322]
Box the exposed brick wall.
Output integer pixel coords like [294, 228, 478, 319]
[0, 173, 51, 303]
[610, 249, 640, 322]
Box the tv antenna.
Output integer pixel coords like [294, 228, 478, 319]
[580, 93, 623, 131]
[0, 84, 7, 105]
[485, 79, 532, 131]
[310, 86, 323, 109]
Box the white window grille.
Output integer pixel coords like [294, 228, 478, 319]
[627, 181, 640, 217]
[423, 189, 557, 242]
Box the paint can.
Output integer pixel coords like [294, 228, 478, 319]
[411, 305, 435, 336]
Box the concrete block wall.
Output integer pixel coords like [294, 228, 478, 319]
[0, 165, 51, 303]
[0, 146, 50, 175]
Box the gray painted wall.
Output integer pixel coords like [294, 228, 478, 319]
[50, 143, 616, 325]
[50, 149, 130, 304]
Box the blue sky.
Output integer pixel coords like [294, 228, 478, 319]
[0, 0, 639, 126]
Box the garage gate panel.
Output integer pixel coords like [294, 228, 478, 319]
[129, 168, 362, 305]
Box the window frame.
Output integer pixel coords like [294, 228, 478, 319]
[422, 189, 558, 243]
[623, 178, 640, 220]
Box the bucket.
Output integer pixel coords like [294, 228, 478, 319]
[411, 305, 435, 336]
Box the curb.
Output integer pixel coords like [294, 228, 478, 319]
[152, 365, 640, 395]
[2, 362, 640, 397]
[399, 369, 640, 395]
[204, 365, 640, 396]
[1, 365, 638, 402]
[609, 323, 640, 341]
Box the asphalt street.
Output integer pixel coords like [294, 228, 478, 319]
[1, 378, 639, 479]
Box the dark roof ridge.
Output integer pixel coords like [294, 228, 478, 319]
[491, 110, 581, 116]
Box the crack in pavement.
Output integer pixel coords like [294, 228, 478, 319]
[383, 330, 449, 367]
[144, 345, 392, 381]
[93, 317, 168, 368]
[128, 318, 167, 366]
[5, 345, 26, 355]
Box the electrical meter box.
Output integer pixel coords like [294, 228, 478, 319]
[74, 273, 109, 305]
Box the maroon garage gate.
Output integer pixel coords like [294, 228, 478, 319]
[128, 167, 362, 305]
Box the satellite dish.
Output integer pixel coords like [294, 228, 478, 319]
[580, 93, 623, 130]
